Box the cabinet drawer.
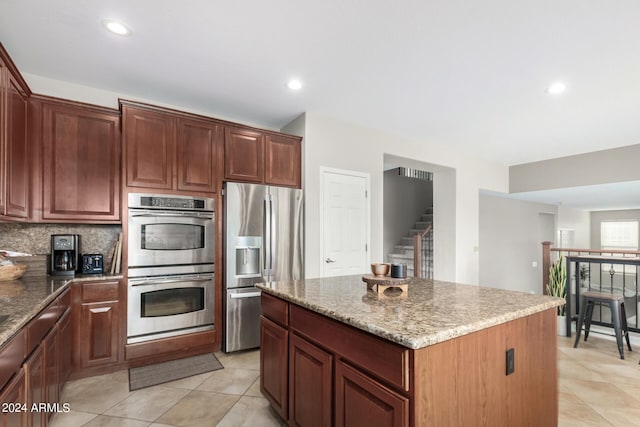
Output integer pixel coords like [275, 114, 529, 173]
[0, 329, 26, 390]
[81, 281, 119, 303]
[261, 293, 288, 327]
[290, 305, 410, 393]
[26, 301, 58, 356]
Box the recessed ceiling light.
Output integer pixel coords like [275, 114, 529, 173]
[287, 79, 303, 90]
[103, 20, 130, 36]
[546, 82, 566, 95]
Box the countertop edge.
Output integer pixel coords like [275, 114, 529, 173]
[0, 274, 124, 347]
[257, 284, 564, 350]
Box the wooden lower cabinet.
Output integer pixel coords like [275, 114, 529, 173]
[259, 316, 288, 420]
[288, 334, 332, 427]
[43, 327, 58, 424]
[57, 310, 71, 392]
[24, 345, 45, 427]
[335, 361, 408, 427]
[261, 295, 559, 427]
[79, 301, 119, 369]
[0, 368, 27, 427]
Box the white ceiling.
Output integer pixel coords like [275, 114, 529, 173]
[2, 0, 640, 168]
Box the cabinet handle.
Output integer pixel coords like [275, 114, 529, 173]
[325, 258, 336, 264]
[89, 307, 111, 314]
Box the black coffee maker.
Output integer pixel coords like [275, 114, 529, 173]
[50, 234, 80, 276]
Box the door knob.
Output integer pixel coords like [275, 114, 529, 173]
[325, 258, 336, 263]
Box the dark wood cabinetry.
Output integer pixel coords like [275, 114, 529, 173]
[0, 368, 27, 427]
[0, 44, 31, 221]
[260, 316, 288, 421]
[43, 326, 59, 424]
[57, 310, 71, 392]
[224, 127, 264, 183]
[335, 360, 408, 427]
[225, 128, 302, 188]
[38, 98, 120, 222]
[177, 118, 221, 193]
[122, 101, 220, 194]
[265, 134, 301, 188]
[74, 281, 121, 371]
[289, 334, 333, 427]
[25, 344, 45, 427]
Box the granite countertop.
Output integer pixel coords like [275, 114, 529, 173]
[0, 273, 123, 347]
[256, 276, 564, 350]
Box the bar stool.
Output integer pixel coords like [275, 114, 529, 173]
[574, 291, 632, 359]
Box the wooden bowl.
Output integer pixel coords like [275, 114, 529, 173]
[0, 263, 28, 282]
[370, 263, 390, 277]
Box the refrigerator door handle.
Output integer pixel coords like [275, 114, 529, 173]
[263, 195, 272, 272]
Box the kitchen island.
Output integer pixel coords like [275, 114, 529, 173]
[256, 276, 564, 427]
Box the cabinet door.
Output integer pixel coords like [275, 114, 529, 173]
[43, 326, 58, 422]
[57, 310, 71, 393]
[123, 105, 175, 189]
[25, 344, 45, 427]
[224, 127, 264, 183]
[80, 301, 119, 368]
[41, 102, 120, 222]
[176, 118, 220, 193]
[260, 316, 288, 421]
[335, 360, 408, 427]
[265, 134, 301, 188]
[4, 72, 29, 219]
[289, 334, 332, 427]
[0, 60, 6, 215]
[0, 368, 27, 427]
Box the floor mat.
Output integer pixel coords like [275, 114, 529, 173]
[129, 353, 223, 391]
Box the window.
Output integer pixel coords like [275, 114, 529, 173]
[601, 221, 639, 251]
[600, 220, 638, 275]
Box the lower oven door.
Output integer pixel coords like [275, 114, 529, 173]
[127, 273, 214, 343]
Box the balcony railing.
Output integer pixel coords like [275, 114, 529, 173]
[541, 242, 640, 335]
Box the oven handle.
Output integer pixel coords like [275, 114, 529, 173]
[130, 211, 214, 219]
[129, 276, 213, 286]
[229, 292, 261, 299]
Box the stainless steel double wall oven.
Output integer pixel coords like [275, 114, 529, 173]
[127, 193, 215, 344]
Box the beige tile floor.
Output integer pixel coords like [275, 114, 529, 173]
[50, 330, 640, 426]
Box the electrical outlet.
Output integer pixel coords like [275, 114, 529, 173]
[506, 348, 515, 375]
[531, 261, 538, 268]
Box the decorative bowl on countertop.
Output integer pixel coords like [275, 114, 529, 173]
[370, 263, 390, 277]
[0, 263, 28, 282]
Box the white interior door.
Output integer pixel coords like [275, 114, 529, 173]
[321, 168, 369, 277]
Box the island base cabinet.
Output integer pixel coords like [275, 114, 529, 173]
[288, 334, 332, 427]
[0, 368, 27, 427]
[335, 361, 408, 427]
[260, 316, 288, 421]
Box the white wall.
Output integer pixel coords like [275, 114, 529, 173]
[27, 74, 511, 285]
[479, 193, 558, 294]
[23, 73, 274, 131]
[557, 206, 591, 248]
[301, 112, 509, 284]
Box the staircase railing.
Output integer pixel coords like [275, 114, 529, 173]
[413, 224, 433, 278]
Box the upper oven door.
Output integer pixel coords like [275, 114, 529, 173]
[128, 209, 214, 268]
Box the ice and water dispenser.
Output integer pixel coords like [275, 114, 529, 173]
[235, 236, 261, 278]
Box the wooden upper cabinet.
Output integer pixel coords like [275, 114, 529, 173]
[0, 45, 31, 221]
[265, 134, 301, 188]
[224, 127, 264, 183]
[176, 117, 220, 193]
[41, 100, 121, 222]
[4, 71, 29, 219]
[122, 102, 220, 194]
[123, 105, 175, 190]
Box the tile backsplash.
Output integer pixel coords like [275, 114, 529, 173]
[0, 223, 122, 256]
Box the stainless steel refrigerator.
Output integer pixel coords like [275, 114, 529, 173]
[223, 182, 303, 352]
